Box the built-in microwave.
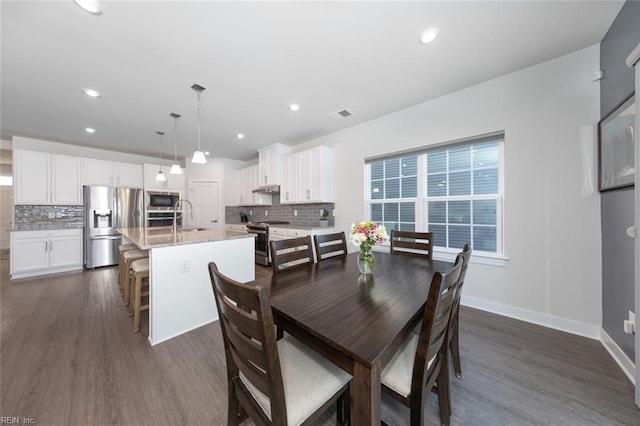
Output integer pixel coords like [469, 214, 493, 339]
[146, 191, 181, 210]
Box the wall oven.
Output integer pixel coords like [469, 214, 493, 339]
[146, 191, 181, 210]
[147, 211, 182, 228]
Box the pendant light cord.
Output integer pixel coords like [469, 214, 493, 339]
[196, 90, 201, 151]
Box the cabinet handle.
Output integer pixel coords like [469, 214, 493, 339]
[307, 189, 310, 199]
[286, 191, 289, 201]
[264, 176, 267, 184]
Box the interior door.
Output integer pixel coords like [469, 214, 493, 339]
[0, 186, 13, 250]
[190, 181, 220, 230]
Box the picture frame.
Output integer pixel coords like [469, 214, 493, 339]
[598, 92, 636, 192]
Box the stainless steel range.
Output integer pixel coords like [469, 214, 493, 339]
[247, 221, 290, 266]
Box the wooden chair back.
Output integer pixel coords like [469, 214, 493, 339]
[449, 243, 472, 378]
[390, 230, 434, 259]
[408, 256, 462, 423]
[269, 236, 314, 274]
[313, 232, 348, 261]
[451, 243, 472, 317]
[208, 262, 286, 425]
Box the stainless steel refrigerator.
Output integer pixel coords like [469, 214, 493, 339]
[83, 186, 144, 269]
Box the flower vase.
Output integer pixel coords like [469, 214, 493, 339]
[357, 248, 375, 275]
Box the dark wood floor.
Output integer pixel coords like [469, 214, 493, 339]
[1, 260, 638, 425]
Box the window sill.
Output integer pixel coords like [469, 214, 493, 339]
[432, 250, 508, 267]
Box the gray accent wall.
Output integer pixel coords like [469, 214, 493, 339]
[600, 0, 640, 360]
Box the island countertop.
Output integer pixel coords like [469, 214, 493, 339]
[118, 226, 255, 250]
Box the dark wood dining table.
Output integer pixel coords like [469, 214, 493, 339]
[268, 251, 452, 425]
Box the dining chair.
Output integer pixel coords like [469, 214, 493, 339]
[208, 262, 352, 426]
[390, 230, 434, 259]
[313, 232, 348, 262]
[449, 243, 472, 378]
[269, 236, 314, 275]
[381, 256, 463, 426]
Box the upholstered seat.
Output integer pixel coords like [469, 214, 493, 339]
[381, 334, 435, 398]
[240, 335, 351, 426]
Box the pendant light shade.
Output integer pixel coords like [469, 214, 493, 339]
[169, 112, 183, 174]
[191, 83, 207, 164]
[155, 131, 167, 182]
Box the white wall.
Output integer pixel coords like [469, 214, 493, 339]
[294, 45, 603, 336]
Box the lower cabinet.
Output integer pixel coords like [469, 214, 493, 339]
[11, 229, 83, 279]
[269, 227, 336, 261]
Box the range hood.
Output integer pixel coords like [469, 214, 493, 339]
[252, 184, 280, 194]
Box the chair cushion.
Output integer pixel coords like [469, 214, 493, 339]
[240, 335, 351, 426]
[381, 334, 435, 398]
[131, 258, 149, 273]
[123, 249, 148, 260]
[118, 243, 136, 253]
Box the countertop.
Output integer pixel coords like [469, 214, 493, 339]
[119, 227, 256, 250]
[225, 222, 336, 231]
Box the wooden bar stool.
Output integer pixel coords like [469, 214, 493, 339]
[130, 258, 150, 333]
[117, 244, 137, 289]
[120, 249, 148, 305]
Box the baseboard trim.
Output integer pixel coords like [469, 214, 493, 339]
[460, 295, 601, 339]
[149, 318, 217, 346]
[600, 329, 636, 385]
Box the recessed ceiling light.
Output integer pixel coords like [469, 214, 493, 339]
[237, 133, 245, 140]
[85, 127, 96, 133]
[289, 104, 300, 112]
[205, 151, 210, 156]
[74, 0, 102, 15]
[419, 27, 438, 44]
[82, 88, 101, 98]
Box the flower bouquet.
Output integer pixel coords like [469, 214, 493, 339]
[349, 221, 388, 275]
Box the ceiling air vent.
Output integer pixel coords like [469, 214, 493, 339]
[329, 109, 353, 120]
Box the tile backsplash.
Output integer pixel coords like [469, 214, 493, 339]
[14, 205, 84, 230]
[226, 203, 335, 227]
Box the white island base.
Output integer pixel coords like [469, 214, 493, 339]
[149, 237, 254, 345]
[118, 227, 255, 346]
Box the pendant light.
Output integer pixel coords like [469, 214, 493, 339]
[155, 131, 167, 182]
[191, 83, 207, 164]
[169, 112, 182, 174]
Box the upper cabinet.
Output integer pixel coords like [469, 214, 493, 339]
[14, 150, 82, 205]
[281, 146, 334, 204]
[84, 159, 143, 188]
[237, 165, 271, 206]
[257, 143, 290, 186]
[143, 163, 185, 191]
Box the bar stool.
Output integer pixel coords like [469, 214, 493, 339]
[121, 249, 148, 305]
[130, 258, 150, 333]
[117, 244, 137, 287]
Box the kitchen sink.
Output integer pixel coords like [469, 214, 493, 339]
[180, 227, 207, 232]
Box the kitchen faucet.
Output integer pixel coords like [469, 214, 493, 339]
[173, 199, 194, 232]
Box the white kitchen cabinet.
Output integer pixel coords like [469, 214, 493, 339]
[257, 143, 290, 186]
[238, 165, 271, 206]
[280, 146, 334, 204]
[85, 159, 143, 188]
[10, 229, 82, 279]
[14, 150, 81, 205]
[144, 163, 185, 191]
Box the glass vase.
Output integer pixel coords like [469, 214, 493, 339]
[357, 248, 375, 275]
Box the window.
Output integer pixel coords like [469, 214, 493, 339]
[366, 134, 503, 256]
[369, 156, 418, 233]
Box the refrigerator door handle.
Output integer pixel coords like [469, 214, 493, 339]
[90, 235, 122, 241]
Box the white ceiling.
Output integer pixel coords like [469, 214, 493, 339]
[1, 1, 623, 162]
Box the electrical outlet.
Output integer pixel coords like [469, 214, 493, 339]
[249, 210, 252, 215]
[294, 210, 297, 216]
[48, 212, 55, 219]
[624, 320, 634, 334]
[265, 210, 268, 216]
[332, 209, 336, 217]
[179, 260, 190, 273]
[56, 212, 63, 218]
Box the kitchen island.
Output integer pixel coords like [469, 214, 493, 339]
[118, 227, 255, 345]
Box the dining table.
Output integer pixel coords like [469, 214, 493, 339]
[268, 251, 452, 425]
